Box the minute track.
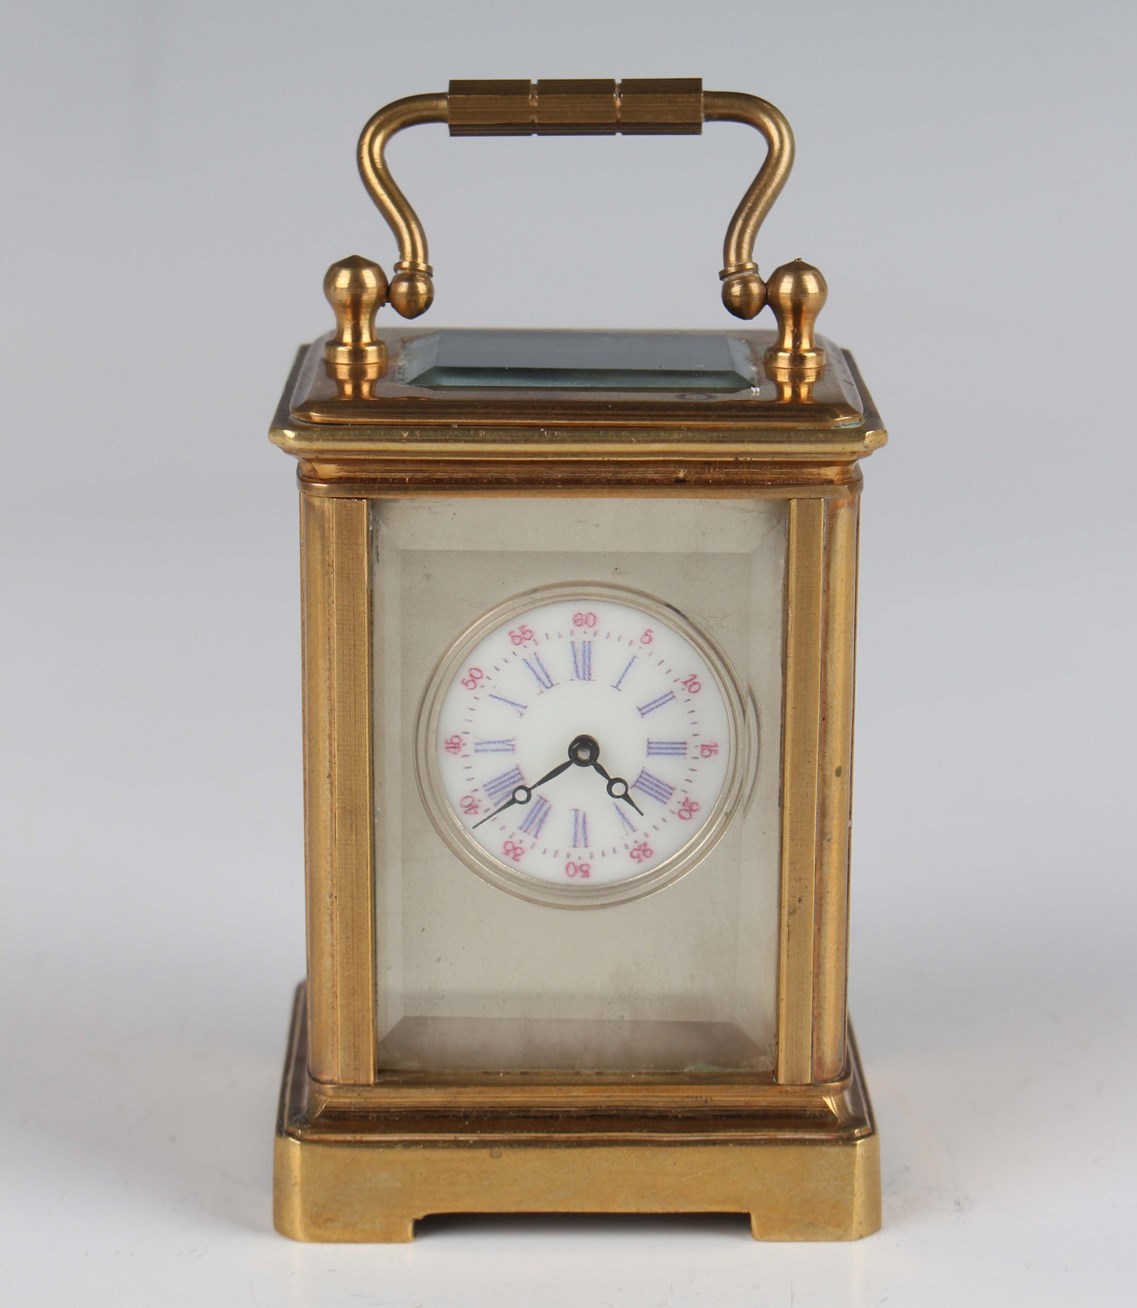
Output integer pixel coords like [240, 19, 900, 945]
[423, 585, 743, 902]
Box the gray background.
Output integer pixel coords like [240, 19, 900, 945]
[2, 0, 1134, 1303]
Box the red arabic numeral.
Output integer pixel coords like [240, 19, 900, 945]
[640, 628, 654, 645]
[460, 666, 485, 690]
[508, 625, 535, 646]
[502, 840, 525, 863]
[699, 741, 720, 758]
[460, 794, 480, 815]
[572, 611, 598, 628]
[629, 841, 653, 863]
[565, 861, 592, 879]
[444, 734, 464, 755]
[676, 797, 700, 821]
[681, 674, 701, 694]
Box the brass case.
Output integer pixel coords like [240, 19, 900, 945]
[268, 328, 886, 1241]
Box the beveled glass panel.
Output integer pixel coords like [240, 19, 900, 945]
[371, 496, 786, 1074]
[397, 330, 756, 391]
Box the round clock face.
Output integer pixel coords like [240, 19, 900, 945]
[416, 583, 749, 907]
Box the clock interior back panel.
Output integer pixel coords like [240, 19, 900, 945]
[371, 496, 787, 1074]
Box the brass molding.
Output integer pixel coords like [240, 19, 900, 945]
[268, 341, 887, 492]
[353, 80, 795, 321]
[294, 463, 867, 497]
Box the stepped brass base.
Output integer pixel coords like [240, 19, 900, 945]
[274, 986, 880, 1242]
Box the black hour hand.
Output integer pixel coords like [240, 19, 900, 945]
[586, 749, 644, 817]
[600, 770, 643, 816]
[580, 742, 643, 810]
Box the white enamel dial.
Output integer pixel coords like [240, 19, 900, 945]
[416, 583, 748, 907]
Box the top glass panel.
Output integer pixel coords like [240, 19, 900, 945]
[397, 330, 756, 392]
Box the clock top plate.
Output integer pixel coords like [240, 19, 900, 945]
[270, 328, 887, 474]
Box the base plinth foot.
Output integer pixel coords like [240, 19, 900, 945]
[274, 985, 880, 1242]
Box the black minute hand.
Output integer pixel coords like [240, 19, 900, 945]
[531, 757, 574, 790]
[472, 786, 529, 829]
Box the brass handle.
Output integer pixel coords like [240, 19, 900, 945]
[355, 79, 795, 320]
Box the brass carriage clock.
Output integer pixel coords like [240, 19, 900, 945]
[268, 80, 887, 1241]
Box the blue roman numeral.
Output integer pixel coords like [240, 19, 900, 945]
[488, 693, 528, 715]
[636, 691, 676, 717]
[523, 653, 556, 690]
[612, 656, 637, 690]
[570, 641, 593, 681]
[484, 765, 525, 805]
[646, 739, 687, 756]
[613, 803, 637, 834]
[518, 795, 552, 838]
[632, 769, 674, 805]
[570, 808, 590, 847]
[474, 738, 516, 754]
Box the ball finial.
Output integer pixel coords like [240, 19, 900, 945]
[324, 255, 388, 338]
[322, 255, 388, 399]
[764, 259, 828, 378]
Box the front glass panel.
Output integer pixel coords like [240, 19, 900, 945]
[371, 496, 786, 1073]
